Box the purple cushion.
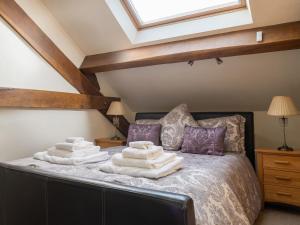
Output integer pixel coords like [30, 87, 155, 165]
[181, 126, 226, 156]
[127, 124, 161, 146]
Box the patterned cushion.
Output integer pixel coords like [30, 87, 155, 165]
[197, 115, 246, 153]
[136, 119, 160, 125]
[181, 126, 226, 156]
[159, 104, 198, 150]
[127, 124, 161, 146]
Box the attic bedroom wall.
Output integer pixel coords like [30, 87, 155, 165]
[0, 0, 134, 161]
[98, 49, 300, 149]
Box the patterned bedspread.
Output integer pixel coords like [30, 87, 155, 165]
[9, 147, 262, 225]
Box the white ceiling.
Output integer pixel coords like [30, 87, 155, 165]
[42, 0, 300, 54]
[98, 50, 300, 112]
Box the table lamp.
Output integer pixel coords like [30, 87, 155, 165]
[267, 96, 298, 151]
[107, 101, 124, 140]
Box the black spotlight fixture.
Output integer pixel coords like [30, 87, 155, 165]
[188, 60, 194, 66]
[216, 57, 223, 65]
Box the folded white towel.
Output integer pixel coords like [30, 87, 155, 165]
[55, 141, 94, 151]
[97, 157, 183, 179]
[47, 146, 100, 158]
[112, 152, 176, 169]
[65, 137, 84, 143]
[34, 151, 109, 165]
[129, 141, 154, 149]
[122, 146, 163, 160]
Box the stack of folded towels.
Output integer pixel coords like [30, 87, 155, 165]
[97, 141, 183, 179]
[34, 137, 109, 165]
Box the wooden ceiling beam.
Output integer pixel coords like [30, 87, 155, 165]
[0, 0, 130, 136]
[0, 0, 99, 95]
[0, 88, 119, 109]
[80, 21, 300, 73]
[81, 71, 101, 91]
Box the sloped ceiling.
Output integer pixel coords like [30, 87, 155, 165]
[98, 49, 300, 112]
[41, 0, 300, 54]
[40, 0, 300, 113]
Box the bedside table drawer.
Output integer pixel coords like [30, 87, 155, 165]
[264, 184, 300, 206]
[264, 169, 300, 188]
[263, 155, 300, 171]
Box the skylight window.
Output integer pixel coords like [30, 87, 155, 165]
[122, 0, 246, 29]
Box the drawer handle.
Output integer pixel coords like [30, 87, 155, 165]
[275, 176, 291, 181]
[276, 192, 292, 197]
[274, 160, 290, 165]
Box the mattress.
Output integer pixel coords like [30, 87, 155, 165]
[9, 146, 262, 225]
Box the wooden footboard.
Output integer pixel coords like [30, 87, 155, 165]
[0, 163, 195, 225]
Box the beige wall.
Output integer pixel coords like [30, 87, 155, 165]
[0, 110, 120, 161]
[16, 0, 86, 67]
[0, 1, 133, 162]
[254, 111, 300, 149]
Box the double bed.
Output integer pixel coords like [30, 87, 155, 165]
[0, 112, 262, 225]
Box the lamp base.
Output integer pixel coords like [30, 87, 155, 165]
[278, 145, 293, 151]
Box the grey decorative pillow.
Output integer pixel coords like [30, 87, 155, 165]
[136, 119, 160, 125]
[127, 124, 161, 146]
[197, 115, 246, 153]
[159, 104, 198, 150]
[181, 126, 226, 156]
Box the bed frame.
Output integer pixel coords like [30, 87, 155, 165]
[0, 112, 254, 225]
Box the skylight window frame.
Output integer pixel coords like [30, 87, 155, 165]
[121, 0, 247, 30]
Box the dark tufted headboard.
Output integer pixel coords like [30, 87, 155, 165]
[135, 112, 255, 168]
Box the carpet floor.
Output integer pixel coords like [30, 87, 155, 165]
[255, 206, 300, 225]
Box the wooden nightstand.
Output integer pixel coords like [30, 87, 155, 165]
[256, 148, 300, 207]
[95, 138, 126, 148]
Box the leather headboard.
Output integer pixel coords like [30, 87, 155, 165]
[135, 112, 255, 168]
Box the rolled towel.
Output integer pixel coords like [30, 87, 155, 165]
[122, 146, 163, 160]
[47, 146, 100, 158]
[112, 152, 176, 169]
[34, 151, 109, 165]
[97, 157, 183, 179]
[65, 137, 84, 143]
[55, 141, 94, 151]
[129, 141, 154, 149]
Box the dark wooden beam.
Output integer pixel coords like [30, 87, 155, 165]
[80, 21, 300, 73]
[0, 88, 119, 109]
[81, 71, 101, 91]
[0, 0, 130, 136]
[0, 0, 99, 95]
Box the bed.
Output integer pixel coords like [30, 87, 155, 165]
[0, 112, 262, 225]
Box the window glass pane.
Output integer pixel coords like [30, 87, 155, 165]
[129, 0, 241, 24]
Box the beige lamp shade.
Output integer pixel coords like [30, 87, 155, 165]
[267, 96, 298, 116]
[106, 101, 124, 116]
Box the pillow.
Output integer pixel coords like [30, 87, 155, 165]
[159, 104, 198, 150]
[127, 124, 161, 146]
[181, 126, 226, 156]
[136, 119, 160, 125]
[197, 115, 245, 153]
